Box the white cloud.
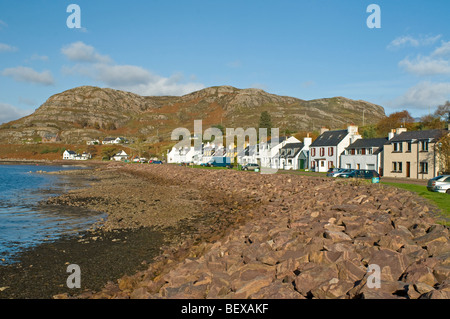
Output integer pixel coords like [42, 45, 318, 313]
[392, 81, 450, 109]
[61, 41, 111, 64]
[388, 34, 441, 49]
[2, 66, 55, 86]
[0, 103, 33, 124]
[61, 41, 205, 96]
[432, 41, 450, 57]
[0, 43, 18, 53]
[399, 55, 450, 76]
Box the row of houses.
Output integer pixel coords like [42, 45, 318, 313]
[167, 124, 450, 180]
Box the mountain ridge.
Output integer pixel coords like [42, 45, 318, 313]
[0, 85, 386, 144]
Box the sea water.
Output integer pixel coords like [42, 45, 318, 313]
[0, 164, 105, 264]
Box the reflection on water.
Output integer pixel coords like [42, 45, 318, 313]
[0, 164, 105, 264]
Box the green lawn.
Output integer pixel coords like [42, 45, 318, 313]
[381, 181, 450, 225]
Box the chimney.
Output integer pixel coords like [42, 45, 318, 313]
[303, 136, 312, 148]
[388, 129, 395, 140]
[396, 127, 407, 135]
[347, 125, 358, 135]
[320, 127, 329, 135]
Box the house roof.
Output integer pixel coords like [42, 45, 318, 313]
[387, 129, 446, 143]
[310, 129, 348, 147]
[279, 142, 304, 158]
[65, 150, 76, 154]
[347, 137, 388, 149]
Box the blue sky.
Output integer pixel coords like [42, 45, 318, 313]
[1, 0, 450, 124]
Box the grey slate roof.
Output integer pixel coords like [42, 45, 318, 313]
[347, 137, 388, 149]
[279, 142, 304, 158]
[387, 129, 446, 143]
[310, 130, 348, 147]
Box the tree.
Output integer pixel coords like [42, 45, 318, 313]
[376, 110, 414, 137]
[361, 125, 377, 139]
[259, 111, 272, 132]
[436, 134, 450, 174]
[434, 101, 450, 124]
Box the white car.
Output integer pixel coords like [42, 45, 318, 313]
[427, 175, 450, 194]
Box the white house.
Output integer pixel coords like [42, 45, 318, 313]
[167, 145, 202, 164]
[275, 136, 312, 170]
[340, 137, 387, 175]
[310, 126, 361, 172]
[111, 150, 129, 161]
[63, 150, 77, 160]
[268, 136, 301, 169]
[63, 150, 91, 161]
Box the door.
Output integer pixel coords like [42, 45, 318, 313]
[299, 159, 304, 169]
[406, 162, 410, 178]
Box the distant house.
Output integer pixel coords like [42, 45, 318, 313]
[111, 150, 129, 161]
[310, 126, 361, 172]
[63, 150, 77, 160]
[340, 137, 387, 175]
[103, 137, 129, 145]
[383, 127, 448, 179]
[63, 150, 91, 161]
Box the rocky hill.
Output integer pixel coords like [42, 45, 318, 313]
[0, 85, 386, 144]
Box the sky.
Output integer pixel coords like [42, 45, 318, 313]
[1, 0, 450, 124]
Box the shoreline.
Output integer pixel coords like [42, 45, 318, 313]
[0, 163, 256, 299]
[1, 163, 449, 299]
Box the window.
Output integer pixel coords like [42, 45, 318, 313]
[320, 148, 325, 156]
[362, 148, 366, 155]
[392, 161, 402, 172]
[328, 161, 334, 168]
[320, 160, 325, 167]
[420, 141, 429, 152]
[420, 162, 428, 174]
[357, 149, 362, 155]
[393, 142, 403, 152]
[407, 142, 412, 152]
[311, 148, 316, 157]
[351, 148, 355, 155]
[311, 161, 315, 168]
[368, 148, 373, 154]
[328, 147, 333, 156]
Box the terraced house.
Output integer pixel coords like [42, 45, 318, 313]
[383, 127, 449, 179]
[310, 125, 361, 172]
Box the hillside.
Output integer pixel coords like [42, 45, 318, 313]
[0, 85, 386, 144]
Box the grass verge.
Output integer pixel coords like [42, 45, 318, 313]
[381, 181, 449, 226]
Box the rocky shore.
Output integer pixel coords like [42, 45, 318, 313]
[45, 163, 449, 299]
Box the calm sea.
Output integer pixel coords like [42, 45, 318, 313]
[0, 164, 105, 264]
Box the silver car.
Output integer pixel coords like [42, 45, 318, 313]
[427, 175, 450, 194]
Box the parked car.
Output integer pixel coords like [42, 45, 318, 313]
[427, 175, 450, 194]
[206, 157, 234, 168]
[326, 168, 341, 177]
[338, 169, 380, 179]
[242, 163, 260, 171]
[327, 168, 353, 177]
[151, 160, 163, 164]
